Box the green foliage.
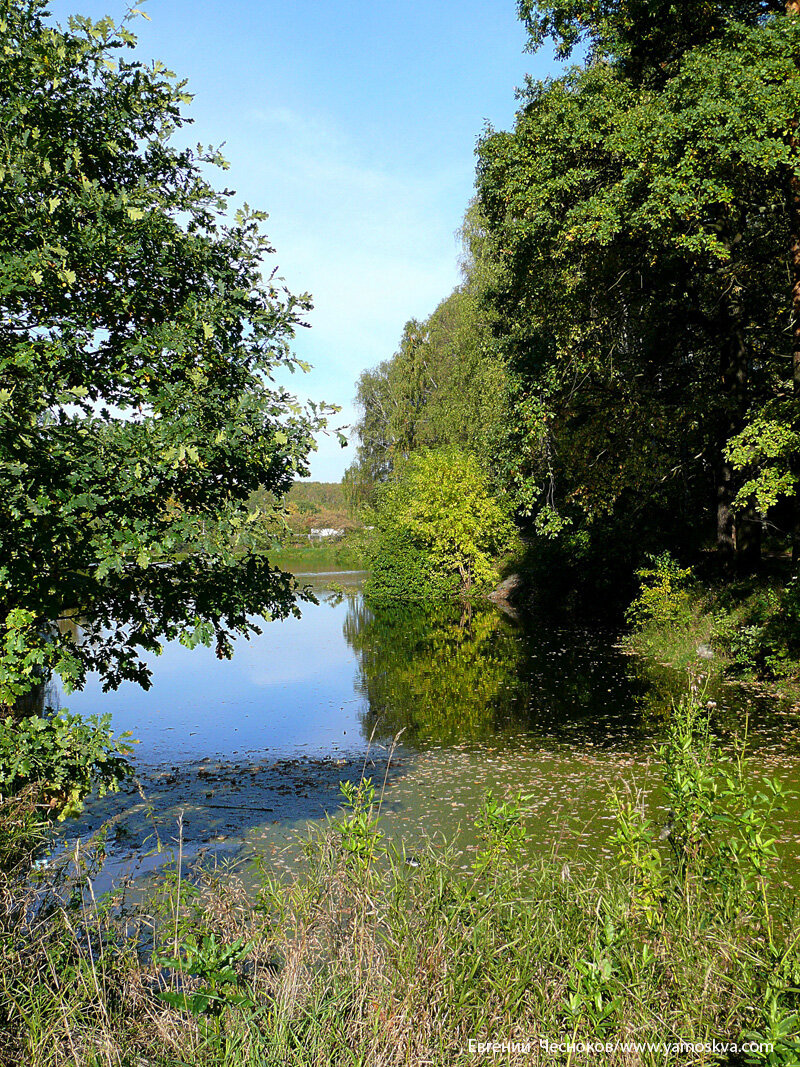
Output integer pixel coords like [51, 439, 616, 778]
[626, 552, 695, 630]
[367, 525, 458, 602]
[0, 609, 81, 707]
[726, 404, 800, 514]
[286, 482, 347, 512]
[157, 934, 255, 1021]
[609, 684, 800, 1061]
[612, 793, 665, 927]
[473, 789, 530, 873]
[518, 0, 785, 78]
[367, 449, 517, 600]
[475, 2, 800, 564]
[626, 562, 800, 685]
[614, 682, 792, 926]
[330, 777, 385, 873]
[341, 459, 376, 513]
[658, 687, 720, 880]
[0, 1, 332, 702]
[0, 710, 134, 818]
[713, 578, 800, 679]
[345, 598, 529, 746]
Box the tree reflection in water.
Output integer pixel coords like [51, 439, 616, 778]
[344, 598, 529, 747]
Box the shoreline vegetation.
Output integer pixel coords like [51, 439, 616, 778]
[260, 482, 372, 576]
[624, 553, 800, 707]
[4, 0, 800, 1064]
[2, 687, 799, 1066]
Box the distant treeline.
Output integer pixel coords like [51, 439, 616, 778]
[286, 481, 347, 513]
[246, 482, 359, 543]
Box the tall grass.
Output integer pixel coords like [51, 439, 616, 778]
[1, 684, 799, 1066]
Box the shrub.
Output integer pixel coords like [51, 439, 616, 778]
[366, 448, 517, 601]
[367, 526, 459, 601]
[626, 552, 694, 630]
[712, 578, 800, 680]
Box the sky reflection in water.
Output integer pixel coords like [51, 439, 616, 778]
[53, 575, 800, 887]
[55, 575, 800, 767]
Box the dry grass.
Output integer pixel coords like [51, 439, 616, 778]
[0, 826, 796, 1066]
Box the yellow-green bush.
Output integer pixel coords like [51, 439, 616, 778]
[626, 552, 695, 630]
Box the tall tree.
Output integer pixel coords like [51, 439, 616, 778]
[345, 208, 508, 502]
[477, 1, 800, 563]
[0, 2, 331, 705]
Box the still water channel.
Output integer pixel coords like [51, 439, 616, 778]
[54, 568, 800, 886]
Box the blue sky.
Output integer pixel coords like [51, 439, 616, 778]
[46, 0, 559, 480]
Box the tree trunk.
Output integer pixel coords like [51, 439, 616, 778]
[716, 308, 750, 566]
[736, 504, 763, 571]
[716, 453, 736, 563]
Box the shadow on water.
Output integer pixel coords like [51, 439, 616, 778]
[346, 596, 652, 749]
[345, 594, 800, 753]
[339, 596, 800, 874]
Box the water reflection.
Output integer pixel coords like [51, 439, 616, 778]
[346, 600, 530, 746]
[345, 598, 659, 750]
[347, 596, 800, 757]
[53, 585, 800, 763]
[52, 580, 800, 888]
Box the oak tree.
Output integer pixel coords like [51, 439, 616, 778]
[0, 1, 331, 705]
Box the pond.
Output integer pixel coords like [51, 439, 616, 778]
[54, 569, 800, 888]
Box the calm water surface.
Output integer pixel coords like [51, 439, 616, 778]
[54, 570, 800, 885]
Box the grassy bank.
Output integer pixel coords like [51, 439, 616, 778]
[270, 529, 373, 575]
[1, 689, 799, 1066]
[624, 553, 800, 702]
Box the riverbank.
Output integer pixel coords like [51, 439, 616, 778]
[624, 552, 800, 705]
[270, 529, 373, 575]
[2, 688, 798, 1066]
[5, 570, 800, 1065]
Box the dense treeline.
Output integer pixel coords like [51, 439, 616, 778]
[343, 210, 508, 511]
[348, 0, 800, 604]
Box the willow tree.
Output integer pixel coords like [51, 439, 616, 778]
[0, 2, 331, 705]
[478, 0, 800, 564]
